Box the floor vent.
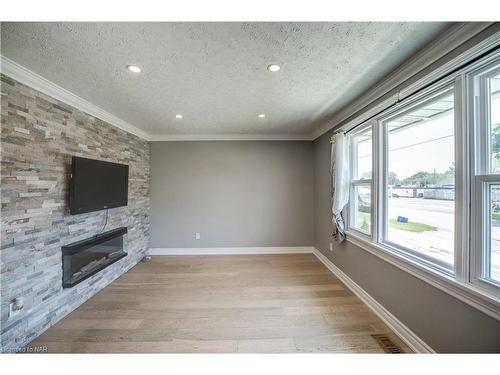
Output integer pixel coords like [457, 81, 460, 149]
[371, 334, 403, 353]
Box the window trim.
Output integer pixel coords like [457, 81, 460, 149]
[342, 48, 500, 322]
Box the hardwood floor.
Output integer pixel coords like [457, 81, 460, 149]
[29, 254, 412, 353]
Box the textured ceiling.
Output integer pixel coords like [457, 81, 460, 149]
[0, 22, 450, 137]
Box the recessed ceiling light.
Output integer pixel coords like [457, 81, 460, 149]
[258, 114, 266, 119]
[267, 64, 281, 72]
[127, 65, 141, 73]
[175, 114, 183, 119]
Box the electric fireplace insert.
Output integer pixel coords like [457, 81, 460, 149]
[62, 227, 127, 288]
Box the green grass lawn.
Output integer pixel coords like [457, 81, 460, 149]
[389, 218, 437, 233]
[356, 212, 437, 233]
[492, 212, 500, 220]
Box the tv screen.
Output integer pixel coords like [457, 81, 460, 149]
[69, 156, 129, 215]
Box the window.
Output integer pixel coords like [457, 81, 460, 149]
[487, 70, 500, 174]
[487, 184, 500, 283]
[488, 71, 500, 284]
[349, 125, 373, 235]
[343, 49, 500, 313]
[381, 88, 455, 271]
[472, 62, 500, 291]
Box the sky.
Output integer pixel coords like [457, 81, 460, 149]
[356, 76, 500, 181]
[357, 112, 455, 180]
[387, 113, 454, 180]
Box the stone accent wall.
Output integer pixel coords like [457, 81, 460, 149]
[0, 74, 150, 351]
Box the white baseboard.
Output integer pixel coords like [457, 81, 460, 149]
[312, 248, 435, 354]
[149, 246, 314, 255]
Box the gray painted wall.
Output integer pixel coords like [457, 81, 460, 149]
[0, 74, 150, 352]
[151, 141, 313, 248]
[313, 130, 500, 353]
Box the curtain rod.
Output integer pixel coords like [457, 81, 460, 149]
[332, 101, 400, 138]
[331, 43, 500, 140]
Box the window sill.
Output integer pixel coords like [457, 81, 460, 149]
[344, 229, 500, 322]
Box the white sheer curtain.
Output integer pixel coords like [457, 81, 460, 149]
[331, 132, 350, 241]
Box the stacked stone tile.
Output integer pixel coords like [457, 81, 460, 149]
[0, 74, 151, 352]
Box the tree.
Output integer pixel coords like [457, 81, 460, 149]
[388, 172, 400, 186]
[401, 164, 456, 187]
[492, 124, 500, 165]
[402, 171, 437, 187]
[443, 162, 455, 178]
[360, 217, 369, 232]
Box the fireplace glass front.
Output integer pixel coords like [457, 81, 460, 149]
[62, 227, 127, 288]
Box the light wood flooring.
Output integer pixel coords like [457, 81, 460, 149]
[29, 254, 412, 353]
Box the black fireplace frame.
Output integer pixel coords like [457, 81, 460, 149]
[62, 227, 128, 288]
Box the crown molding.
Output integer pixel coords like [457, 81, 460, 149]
[0, 55, 151, 141]
[149, 133, 314, 141]
[311, 22, 497, 140]
[398, 25, 500, 101]
[4, 22, 497, 144]
[0, 56, 312, 142]
[0, 55, 312, 141]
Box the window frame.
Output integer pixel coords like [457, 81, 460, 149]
[343, 49, 500, 321]
[469, 58, 500, 296]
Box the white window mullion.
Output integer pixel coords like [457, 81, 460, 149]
[454, 75, 470, 283]
[378, 117, 389, 245]
[470, 70, 487, 288]
[372, 119, 380, 244]
[471, 176, 485, 287]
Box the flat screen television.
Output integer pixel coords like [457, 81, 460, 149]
[69, 156, 129, 215]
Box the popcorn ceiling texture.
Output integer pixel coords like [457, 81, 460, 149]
[0, 22, 448, 136]
[0, 74, 150, 351]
